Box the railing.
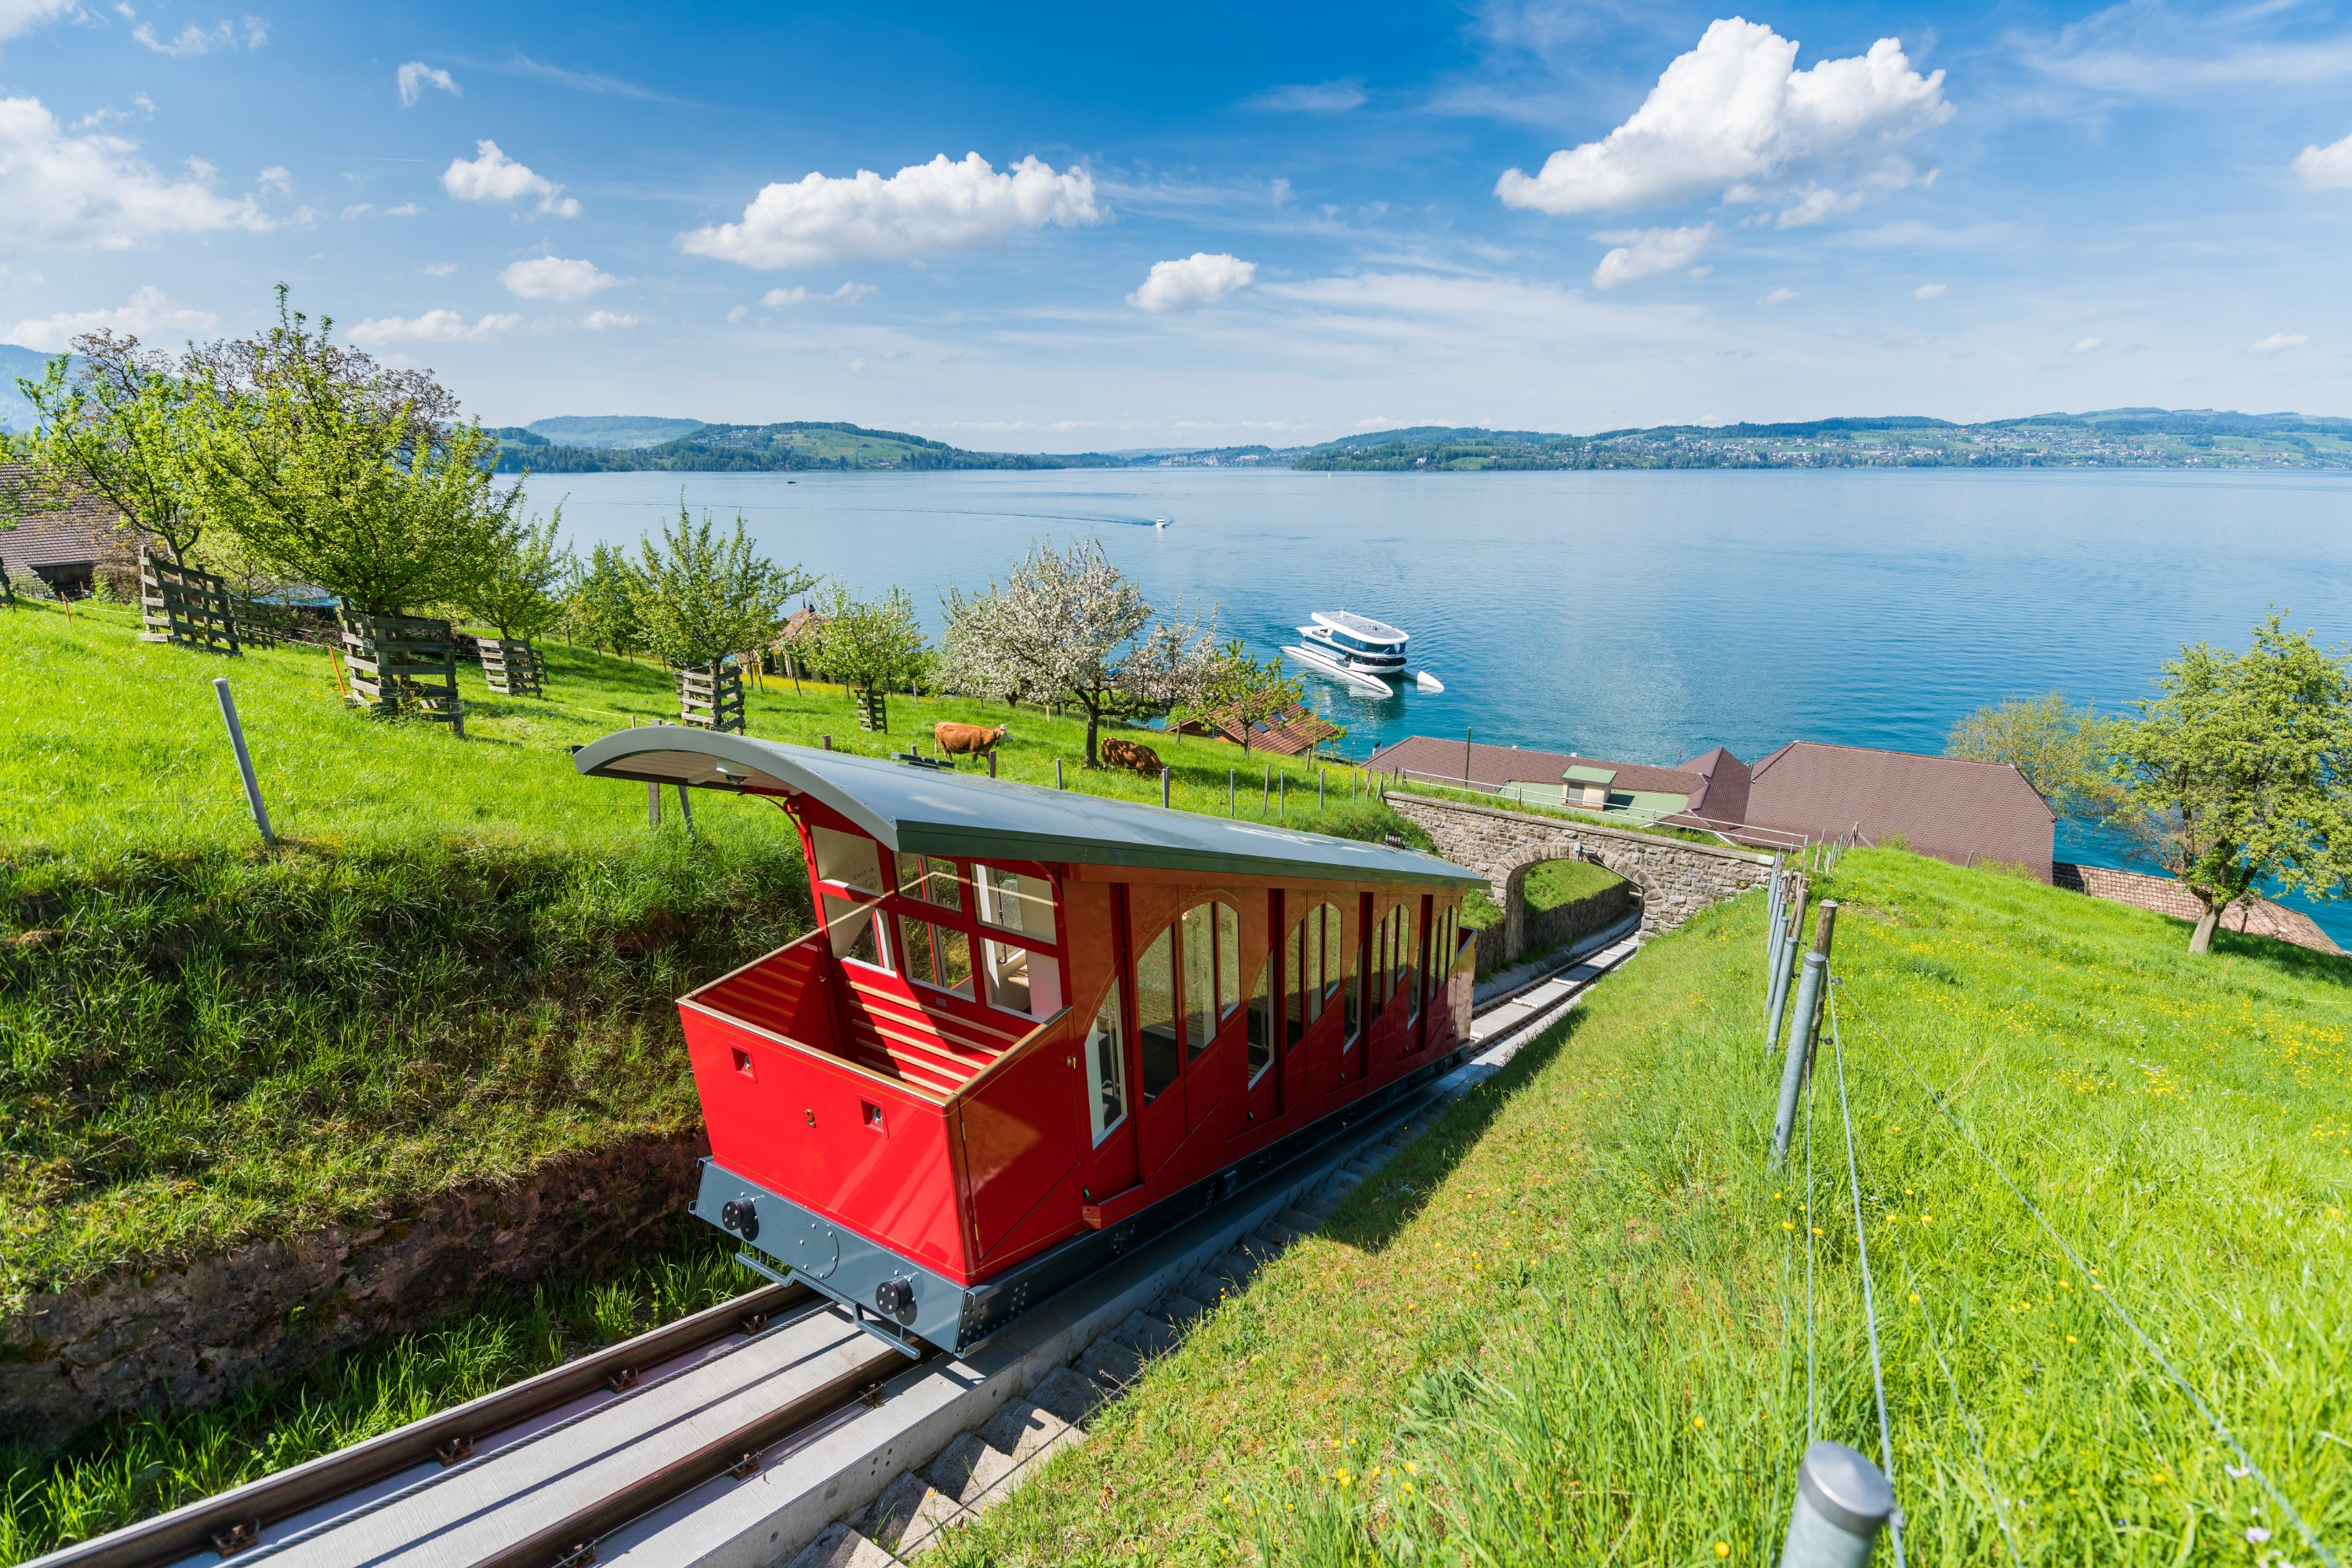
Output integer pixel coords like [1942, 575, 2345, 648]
[1381, 767, 1810, 853]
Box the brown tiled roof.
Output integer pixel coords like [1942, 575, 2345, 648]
[0, 462, 141, 572]
[1366, 733, 1758, 815]
[1172, 703, 1344, 757]
[1746, 741, 2055, 880]
[2054, 862, 2344, 956]
[1675, 746, 1751, 823]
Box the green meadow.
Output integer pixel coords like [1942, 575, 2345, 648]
[932, 848, 2350, 1566]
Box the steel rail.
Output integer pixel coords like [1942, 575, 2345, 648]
[31, 1283, 808, 1568]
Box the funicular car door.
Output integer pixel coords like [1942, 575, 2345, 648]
[1065, 880, 1139, 1208]
[1125, 881, 1190, 1178]
[1233, 887, 1281, 1137]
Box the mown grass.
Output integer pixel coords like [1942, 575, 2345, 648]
[0, 1221, 757, 1564]
[1, 600, 1418, 1302]
[929, 848, 2350, 1566]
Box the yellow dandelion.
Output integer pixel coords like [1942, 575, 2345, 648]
[1403, 1481, 1415, 1495]
[1715, 1544, 1731, 1559]
[2067, 1334, 2078, 1343]
[1693, 1416, 1705, 1428]
[1783, 1221, 1795, 1231]
[1406, 1461, 1419, 1475]
[1909, 1292, 1921, 1304]
[1813, 1227, 1824, 1236]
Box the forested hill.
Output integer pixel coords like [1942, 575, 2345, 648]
[491, 419, 1108, 473]
[1276, 408, 2352, 471]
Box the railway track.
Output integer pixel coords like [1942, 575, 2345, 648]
[33, 924, 1636, 1568]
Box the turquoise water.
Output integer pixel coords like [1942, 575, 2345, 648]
[532, 467, 2352, 944]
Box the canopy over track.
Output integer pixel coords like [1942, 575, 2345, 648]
[572, 727, 1484, 889]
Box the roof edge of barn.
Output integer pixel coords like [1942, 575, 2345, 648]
[572, 726, 1486, 889]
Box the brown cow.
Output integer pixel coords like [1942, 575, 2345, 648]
[934, 721, 1007, 757]
[1100, 736, 1162, 775]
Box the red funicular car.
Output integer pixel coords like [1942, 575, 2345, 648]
[574, 728, 1484, 1355]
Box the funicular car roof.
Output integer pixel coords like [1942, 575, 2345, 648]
[573, 727, 1485, 889]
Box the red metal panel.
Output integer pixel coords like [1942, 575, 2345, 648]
[960, 1018, 1083, 1261]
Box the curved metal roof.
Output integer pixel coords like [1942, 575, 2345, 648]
[572, 727, 1484, 889]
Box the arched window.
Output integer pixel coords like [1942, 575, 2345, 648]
[1138, 900, 1243, 1098]
[1084, 982, 1127, 1145]
[1286, 901, 1345, 1049]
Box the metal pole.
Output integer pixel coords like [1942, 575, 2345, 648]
[1769, 902, 1838, 1168]
[1779, 1441, 1895, 1568]
[1765, 891, 1804, 1055]
[1319, 768, 1326, 811]
[1463, 727, 1472, 791]
[1161, 766, 1171, 808]
[211, 678, 274, 846]
[987, 751, 996, 779]
[1262, 764, 1270, 815]
[1055, 759, 1064, 790]
[1279, 771, 1287, 818]
[648, 780, 661, 828]
[676, 781, 694, 835]
[1229, 768, 1236, 816]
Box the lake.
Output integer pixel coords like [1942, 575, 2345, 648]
[525, 466, 2352, 944]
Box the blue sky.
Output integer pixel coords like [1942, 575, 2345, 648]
[2, 0, 2350, 448]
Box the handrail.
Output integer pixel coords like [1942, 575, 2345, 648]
[1381, 768, 1809, 852]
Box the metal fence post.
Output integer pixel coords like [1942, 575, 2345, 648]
[676, 781, 695, 836]
[1769, 902, 1838, 1168]
[1319, 768, 1326, 811]
[648, 780, 661, 828]
[1765, 904, 1802, 1058]
[1055, 759, 1065, 790]
[1780, 1441, 1896, 1568]
[1279, 771, 1287, 817]
[1262, 764, 1270, 815]
[211, 678, 274, 846]
[1161, 766, 1171, 808]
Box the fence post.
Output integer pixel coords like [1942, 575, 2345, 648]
[211, 678, 274, 846]
[648, 780, 662, 829]
[1056, 759, 1065, 790]
[1161, 766, 1171, 808]
[1319, 768, 1326, 811]
[1229, 768, 1236, 816]
[1262, 764, 1270, 815]
[1279, 771, 1287, 818]
[676, 782, 695, 835]
[1779, 1440, 1896, 1568]
[1764, 891, 1804, 1057]
[1768, 902, 1838, 1168]
[987, 751, 996, 779]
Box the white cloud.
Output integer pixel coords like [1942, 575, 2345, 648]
[726, 303, 749, 324]
[345, 309, 521, 347]
[441, 140, 578, 216]
[2249, 332, 2309, 354]
[1495, 20, 1949, 217]
[1757, 287, 1798, 305]
[257, 164, 290, 196]
[132, 15, 263, 55]
[760, 281, 876, 307]
[1128, 252, 1257, 312]
[397, 61, 459, 107]
[2071, 336, 2102, 354]
[1592, 224, 1713, 289]
[1243, 78, 1366, 113]
[0, 95, 270, 253]
[2293, 132, 2352, 191]
[419, 261, 458, 275]
[0, 0, 77, 44]
[678, 152, 1101, 269]
[8, 285, 216, 350]
[500, 255, 619, 301]
[582, 310, 637, 331]
[1914, 281, 1948, 299]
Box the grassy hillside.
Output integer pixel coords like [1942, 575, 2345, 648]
[933, 848, 2350, 1566]
[490, 419, 1106, 473]
[0, 600, 1405, 1301]
[522, 415, 707, 449]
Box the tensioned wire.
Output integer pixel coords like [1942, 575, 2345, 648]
[1826, 987, 1906, 1566]
[1827, 990, 2023, 1560]
[1840, 985, 2343, 1568]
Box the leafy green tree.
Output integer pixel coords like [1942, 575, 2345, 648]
[2111, 613, 2352, 953]
[460, 507, 574, 642]
[631, 504, 813, 669]
[18, 332, 207, 562]
[808, 583, 929, 716]
[938, 537, 1215, 767]
[1944, 691, 2125, 826]
[186, 289, 515, 615]
[570, 543, 644, 659]
[1196, 637, 1306, 753]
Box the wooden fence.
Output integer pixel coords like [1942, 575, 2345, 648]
[678, 660, 746, 733]
[340, 611, 464, 734]
[138, 548, 241, 655]
[483, 638, 545, 697]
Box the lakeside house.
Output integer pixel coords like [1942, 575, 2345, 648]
[1364, 735, 1752, 825]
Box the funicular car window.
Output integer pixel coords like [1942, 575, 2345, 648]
[898, 914, 974, 998]
[1246, 949, 1275, 1083]
[1319, 902, 1344, 1008]
[975, 866, 1053, 938]
[1085, 982, 1127, 1144]
[1180, 906, 1214, 1058]
[822, 894, 888, 971]
[896, 852, 962, 910]
[981, 935, 1062, 1020]
[1403, 905, 1421, 1022]
[1216, 903, 1240, 1021]
[1137, 927, 1179, 1100]
[811, 825, 884, 893]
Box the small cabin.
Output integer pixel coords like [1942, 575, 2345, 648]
[573, 728, 1486, 1352]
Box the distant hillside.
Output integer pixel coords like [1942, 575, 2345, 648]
[0, 344, 69, 432]
[1281, 409, 2352, 472]
[524, 415, 707, 450]
[492, 419, 1111, 474]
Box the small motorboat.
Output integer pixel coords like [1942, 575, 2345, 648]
[1153, 516, 1170, 529]
[1283, 611, 1442, 697]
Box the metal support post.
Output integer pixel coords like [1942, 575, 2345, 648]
[648, 780, 662, 828]
[1279, 771, 1287, 817]
[1779, 1441, 1896, 1568]
[1319, 768, 1326, 810]
[1765, 913, 1802, 1058]
[212, 678, 274, 846]
[1768, 902, 1838, 1168]
[676, 781, 695, 835]
[987, 752, 996, 779]
[1161, 766, 1171, 808]
[1261, 764, 1270, 815]
[1229, 768, 1236, 816]
[1055, 759, 1065, 790]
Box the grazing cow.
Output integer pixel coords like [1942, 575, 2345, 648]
[934, 721, 1007, 757]
[1100, 736, 1162, 775]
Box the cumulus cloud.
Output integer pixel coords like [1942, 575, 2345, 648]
[583, 310, 637, 330]
[1128, 252, 1256, 312]
[8, 285, 216, 351]
[2249, 332, 2309, 354]
[0, 95, 270, 253]
[397, 61, 459, 107]
[132, 16, 265, 55]
[2294, 132, 2352, 191]
[1914, 281, 1948, 298]
[760, 281, 875, 306]
[678, 152, 1101, 269]
[2071, 336, 2101, 354]
[500, 255, 619, 301]
[0, 0, 77, 44]
[1243, 78, 1366, 113]
[1495, 20, 1949, 220]
[441, 140, 578, 216]
[1757, 287, 1798, 305]
[1591, 224, 1713, 289]
[346, 309, 521, 347]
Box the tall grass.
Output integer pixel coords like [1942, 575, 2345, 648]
[0, 1225, 757, 1564]
[931, 848, 2350, 1566]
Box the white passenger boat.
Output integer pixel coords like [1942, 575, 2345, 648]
[1283, 611, 1443, 696]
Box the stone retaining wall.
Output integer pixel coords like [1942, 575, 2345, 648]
[1523, 878, 1641, 960]
[2, 1132, 708, 1452]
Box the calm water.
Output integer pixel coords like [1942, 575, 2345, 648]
[528, 467, 2352, 943]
